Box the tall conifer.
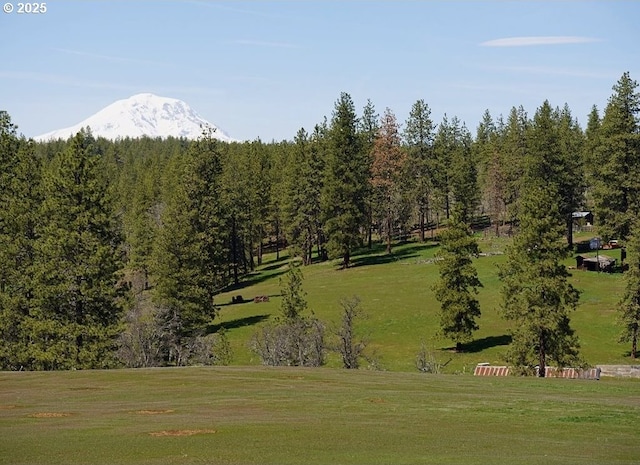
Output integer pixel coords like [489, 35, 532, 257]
[404, 100, 435, 241]
[0, 114, 43, 369]
[371, 108, 406, 254]
[322, 93, 367, 268]
[29, 130, 124, 369]
[152, 132, 226, 362]
[618, 221, 640, 358]
[592, 72, 640, 241]
[433, 207, 482, 351]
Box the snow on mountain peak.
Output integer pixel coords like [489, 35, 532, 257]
[35, 93, 236, 142]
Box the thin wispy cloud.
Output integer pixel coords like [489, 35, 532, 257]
[0, 71, 140, 91]
[0, 70, 226, 96]
[487, 65, 616, 79]
[480, 36, 601, 47]
[52, 48, 170, 67]
[232, 39, 300, 49]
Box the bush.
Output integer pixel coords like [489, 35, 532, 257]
[251, 317, 325, 367]
[415, 342, 442, 374]
[118, 300, 233, 367]
[117, 301, 167, 368]
[333, 296, 368, 369]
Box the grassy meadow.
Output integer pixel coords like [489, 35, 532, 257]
[2, 232, 639, 465]
[213, 231, 631, 372]
[1, 367, 639, 465]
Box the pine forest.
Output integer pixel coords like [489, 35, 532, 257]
[1, 72, 639, 374]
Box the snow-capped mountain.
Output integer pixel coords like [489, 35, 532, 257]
[35, 93, 235, 142]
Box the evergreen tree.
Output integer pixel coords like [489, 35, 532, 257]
[448, 121, 479, 223]
[0, 114, 22, 286]
[433, 116, 478, 224]
[371, 108, 406, 254]
[322, 93, 367, 268]
[432, 115, 454, 221]
[359, 99, 379, 149]
[525, 103, 567, 230]
[500, 106, 529, 232]
[0, 113, 22, 366]
[122, 160, 158, 290]
[495, 100, 584, 376]
[309, 122, 329, 260]
[583, 105, 602, 210]
[29, 130, 125, 370]
[279, 260, 307, 320]
[0, 114, 43, 369]
[243, 139, 271, 268]
[221, 142, 252, 283]
[267, 141, 290, 261]
[359, 99, 379, 249]
[500, 183, 581, 376]
[475, 109, 496, 149]
[484, 146, 507, 236]
[475, 110, 505, 236]
[219, 139, 271, 280]
[584, 105, 602, 168]
[592, 72, 640, 242]
[251, 261, 325, 367]
[404, 100, 435, 241]
[283, 129, 321, 264]
[283, 130, 307, 260]
[433, 207, 482, 351]
[555, 104, 586, 247]
[618, 220, 640, 358]
[152, 132, 226, 363]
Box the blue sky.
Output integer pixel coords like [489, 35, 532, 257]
[2, 1, 639, 141]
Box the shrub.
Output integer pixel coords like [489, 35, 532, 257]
[251, 317, 325, 367]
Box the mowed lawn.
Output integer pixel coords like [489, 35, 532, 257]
[1, 367, 639, 465]
[214, 234, 631, 372]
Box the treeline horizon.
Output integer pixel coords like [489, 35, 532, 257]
[1, 71, 638, 370]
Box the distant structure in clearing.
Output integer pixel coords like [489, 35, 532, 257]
[572, 211, 594, 232]
[575, 254, 616, 273]
[473, 364, 601, 379]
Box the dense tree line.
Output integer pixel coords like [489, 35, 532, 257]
[1, 72, 639, 371]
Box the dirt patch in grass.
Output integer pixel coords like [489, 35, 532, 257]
[28, 412, 71, 418]
[0, 405, 17, 410]
[149, 429, 216, 437]
[135, 409, 175, 415]
[368, 398, 386, 404]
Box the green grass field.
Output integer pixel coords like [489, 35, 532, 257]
[1, 367, 639, 465]
[2, 233, 639, 465]
[213, 232, 632, 372]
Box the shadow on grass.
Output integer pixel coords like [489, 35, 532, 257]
[258, 256, 290, 272]
[350, 241, 438, 268]
[221, 268, 288, 294]
[440, 334, 512, 353]
[463, 334, 512, 353]
[207, 314, 270, 334]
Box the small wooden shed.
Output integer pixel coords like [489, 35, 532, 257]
[572, 211, 594, 231]
[576, 254, 616, 272]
